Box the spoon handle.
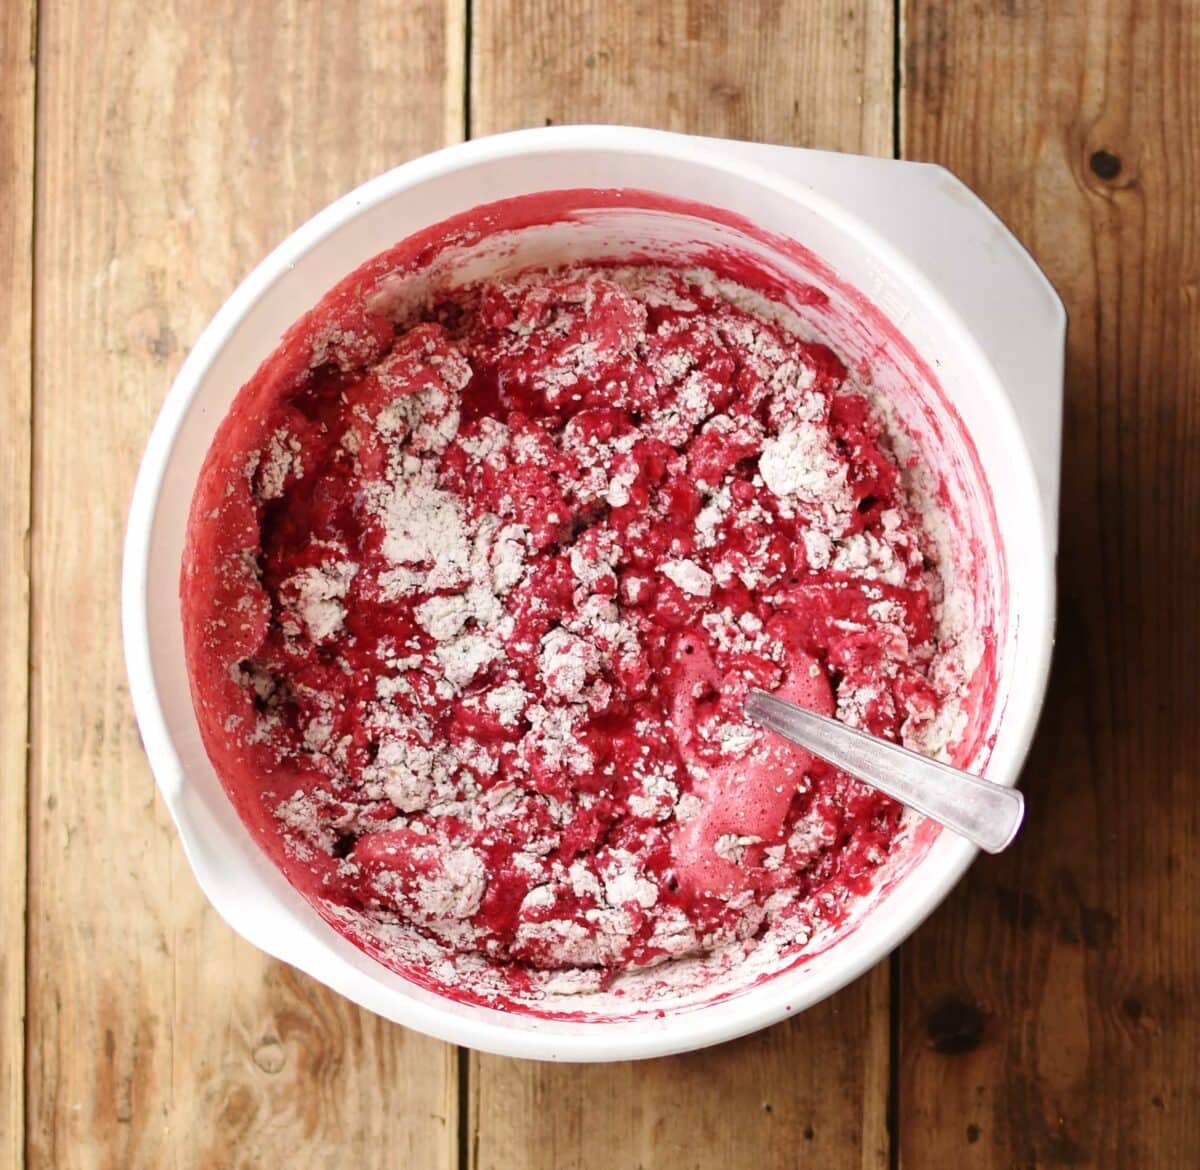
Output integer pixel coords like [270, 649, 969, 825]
[744, 689, 1024, 854]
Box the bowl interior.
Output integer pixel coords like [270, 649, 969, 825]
[129, 139, 1047, 1058]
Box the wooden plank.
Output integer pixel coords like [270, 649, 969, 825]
[471, 970, 891, 1170]
[472, 0, 893, 156]
[0, 3, 35, 1167]
[900, 1, 1200, 1166]
[470, 5, 895, 1168]
[27, 3, 464, 1167]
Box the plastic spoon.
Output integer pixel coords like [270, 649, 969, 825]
[743, 688, 1024, 854]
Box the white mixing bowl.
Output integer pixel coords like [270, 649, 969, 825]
[123, 126, 1063, 1061]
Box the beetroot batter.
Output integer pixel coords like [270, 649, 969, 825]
[183, 263, 953, 981]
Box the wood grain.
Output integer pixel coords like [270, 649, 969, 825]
[470, 4, 895, 1168]
[26, 3, 463, 1167]
[471, 965, 891, 1170]
[900, 1, 1200, 1166]
[0, 4, 35, 1168]
[472, 0, 894, 156]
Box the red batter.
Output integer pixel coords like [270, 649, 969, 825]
[183, 264, 951, 978]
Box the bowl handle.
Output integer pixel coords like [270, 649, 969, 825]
[696, 137, 1065, 551]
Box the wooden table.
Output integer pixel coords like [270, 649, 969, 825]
[3, 2, 1197, 1166]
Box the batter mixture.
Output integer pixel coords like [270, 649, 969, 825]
[183, 263, 962, 991]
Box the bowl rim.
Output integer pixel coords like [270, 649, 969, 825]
[122, 124, 1056, 1061]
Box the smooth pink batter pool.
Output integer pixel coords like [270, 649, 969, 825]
[183, 237, 981, 1003]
